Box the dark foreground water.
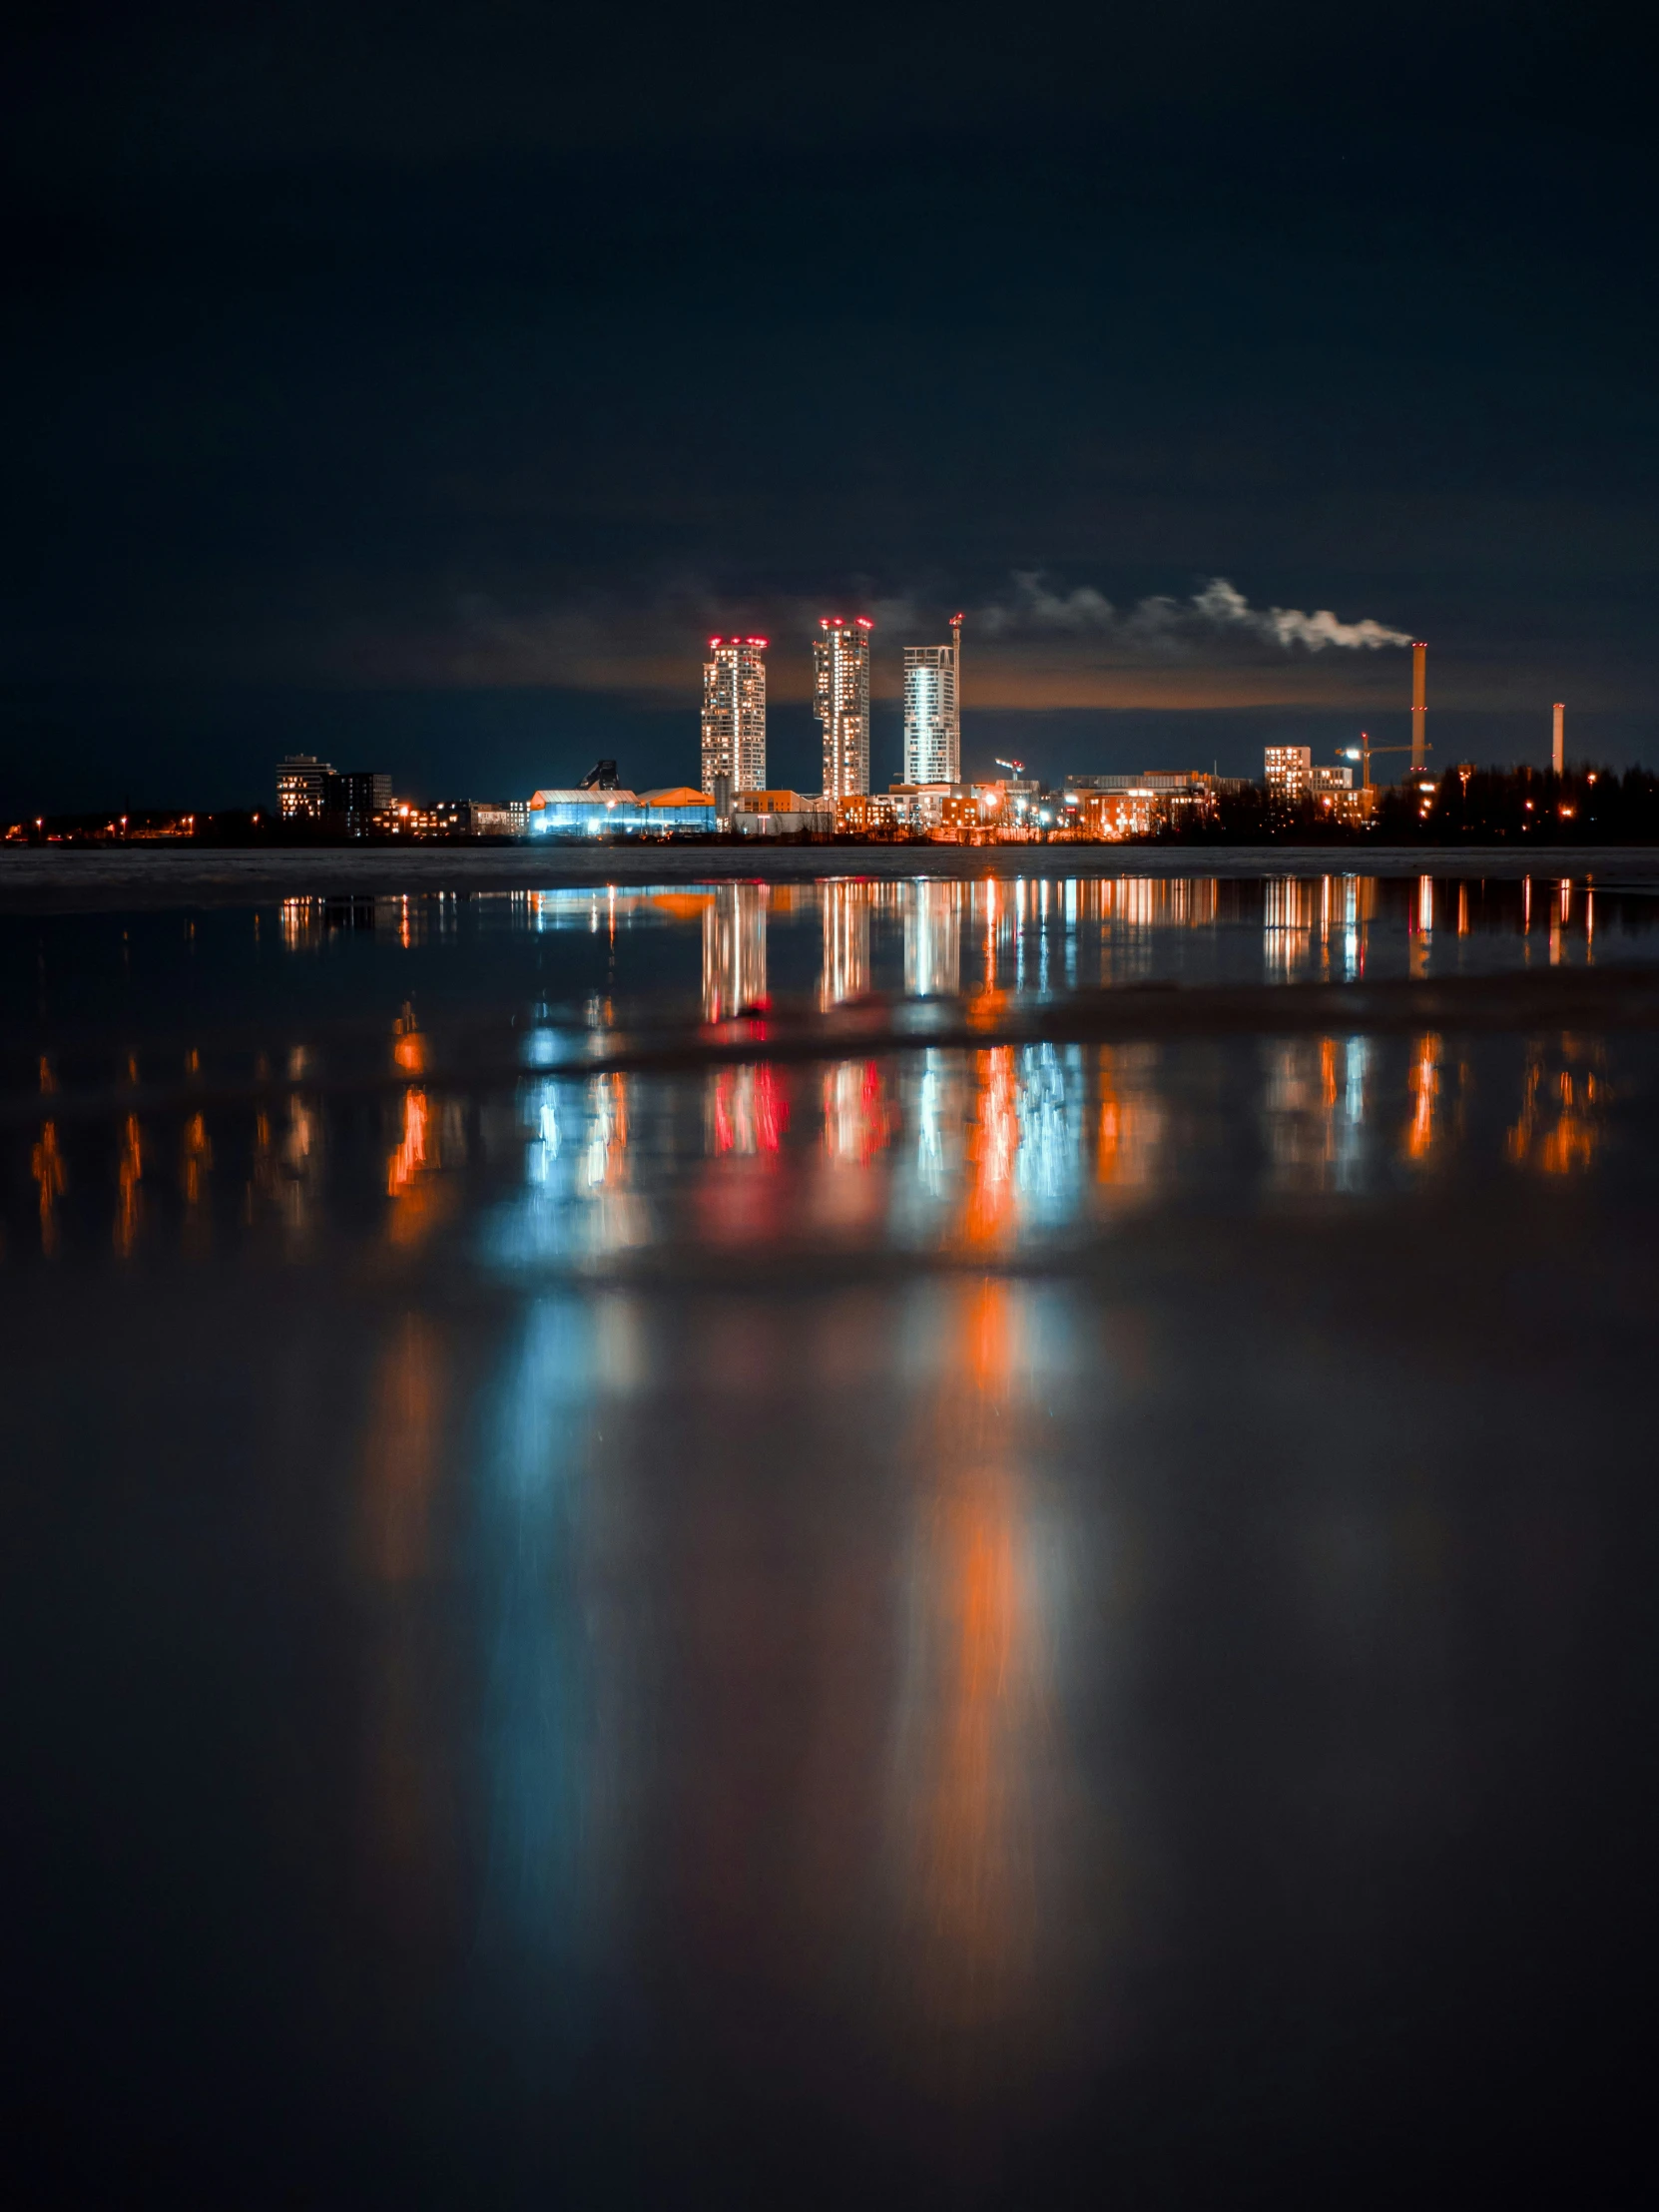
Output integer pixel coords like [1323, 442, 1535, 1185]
[4, 872, 1658, 2205]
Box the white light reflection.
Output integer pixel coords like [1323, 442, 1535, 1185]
[904, 880, 963, 998]
[821, 878, 872, 1008]
[1264, 878, 1317, 980]
[471, 1295, 616, 1971]
[704, 882, 768, 1022]
[490, 1072, 651, 1265]
[1012, 1043, 1085, 1231]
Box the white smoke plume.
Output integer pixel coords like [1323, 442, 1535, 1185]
[982, 572, 1410, 652]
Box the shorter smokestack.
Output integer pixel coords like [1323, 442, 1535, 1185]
[1552, 702, 1564, 777]
[1411, 642, 1427, 771]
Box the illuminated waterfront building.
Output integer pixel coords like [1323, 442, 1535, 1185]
[902, 631, 959, 787]
[1310, 764, 1358, 823]
[1263, 746, 1313, 806]
[702, 637, 768, 796]
[527, 788, 717, 836]
[276, 755, 333, 821]
[834, 792, 899, 835]
[814, 617, 873, 802]
[1066, 769, 1224, 830]
[322, 770, 392, 837]
[1068, 789, 1157, 839]
[888, 783, 956, 830]
[731, 788, 833, 835]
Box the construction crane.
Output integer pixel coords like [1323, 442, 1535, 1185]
[1342, 732, 1428, 795]
[993, 757, 1024, 778]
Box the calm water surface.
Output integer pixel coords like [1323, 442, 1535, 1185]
[4, 872, 1657, 2204]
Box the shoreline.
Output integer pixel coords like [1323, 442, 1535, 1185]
[4, 840, 1659, 911]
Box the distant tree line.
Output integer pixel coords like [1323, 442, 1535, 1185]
[14, 765, 1659, 847]
[1379, 765, 1659, 843]
[1162, 765, 1659, 845]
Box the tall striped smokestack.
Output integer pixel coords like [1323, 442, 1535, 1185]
[950, 612, 963, 779]
[1410, 642, 1427, 771]
[1552, 702, 1564, 776]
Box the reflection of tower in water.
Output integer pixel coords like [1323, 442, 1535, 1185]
[1263, 876, 1318, 978]
[903, 879, 962, 998]
[1402, 1033, 1443, 1163]
[1095, 1043, 1165, 1199]
[1262, 1034, 1373, 1191]
[703, 882, 768, 1022]
[357, 1312, 456, 1944]
[820, 878, 872, 1008]
[961, 1047, 1019, 1248]
[1506, 1036, 1603, 1175]
[888, 1278, 1059, 2033]
[1410, 873, 1434, 978]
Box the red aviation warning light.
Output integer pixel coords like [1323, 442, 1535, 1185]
[855, 616, 873, 629]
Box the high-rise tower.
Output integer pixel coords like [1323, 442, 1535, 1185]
[702, 637, 768, 797]
[903, 616, 962, 787]
[814, 617, 873, 802]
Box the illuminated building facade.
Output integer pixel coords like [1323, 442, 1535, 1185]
[1068, 788, 1157, 839]
[324, 770, 392, 836]
[1264, 746, 1313, 806]
[1309, 764, 1357, 822]
[701, 637, 768, 796]
[888, 783, 957, 830]
[276, 754, 333, 821]
[903, 640, 958, 786]
[731, 789, 834, 834]
[527, 788, 718, 836]
[834, 792, 899, 835]
[814, 617, 872, 802]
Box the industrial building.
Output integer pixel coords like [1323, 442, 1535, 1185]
[526, 787, 717, 836]
[732, 789, 833, 835]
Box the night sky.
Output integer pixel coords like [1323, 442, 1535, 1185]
[4, 3, 1657, 813]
